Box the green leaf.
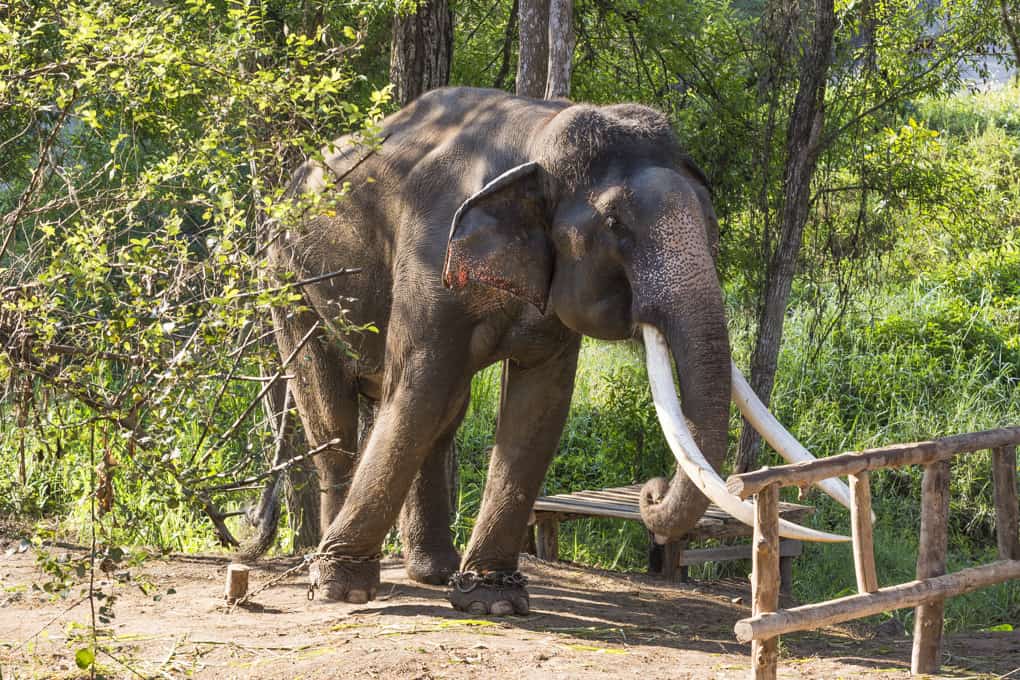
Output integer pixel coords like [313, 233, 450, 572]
[75, 647, 95, 670]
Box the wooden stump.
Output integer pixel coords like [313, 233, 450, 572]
[912, 460, 950, 675]
[225, 563, 250, 603]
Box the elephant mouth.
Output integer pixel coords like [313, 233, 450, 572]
[640, 324, 852, 542]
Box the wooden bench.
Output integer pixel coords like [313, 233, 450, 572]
[528, 484, 813, 593]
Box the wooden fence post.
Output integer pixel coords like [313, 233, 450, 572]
[912, 460, 950, 675]
[751, 483, 780, 680]
[850, 471, 879, 593]
[992, 446, 1020, 560]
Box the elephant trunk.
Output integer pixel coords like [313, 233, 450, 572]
[626, 171, 849, 542]
[637, 287, 731, 540]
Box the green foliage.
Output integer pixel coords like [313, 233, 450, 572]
[452, 0, 1002, 312]
[547, 343, 669, 494]
[0, 0, 390, 549]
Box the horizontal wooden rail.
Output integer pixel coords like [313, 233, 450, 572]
[677, 539, 801, 566]
[734, 559, 1020, 643]
[727, 427, 1020, 499]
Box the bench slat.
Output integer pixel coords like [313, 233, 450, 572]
[534, 485, 814, 527]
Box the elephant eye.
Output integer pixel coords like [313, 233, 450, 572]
[604, 212, 634, 249]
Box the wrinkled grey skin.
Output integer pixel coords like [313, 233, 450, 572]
[270, 87, 730, 613]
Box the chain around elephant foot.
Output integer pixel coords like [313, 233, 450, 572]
[308, 553, 381, 603]
[447, 570, 530, 616]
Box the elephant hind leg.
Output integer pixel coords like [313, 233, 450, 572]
[271, 306, 360, 539]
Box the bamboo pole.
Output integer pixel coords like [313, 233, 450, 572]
[992, 446, 1020, 561]
[751, 483, 780, 680]
[911, 460, 950, 675]
[726, 427, 1020, 499]
[850, 472, 878, 593]
[734, 559, 1020, 642]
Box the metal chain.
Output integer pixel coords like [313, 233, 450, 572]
[228, 551, 384, 607]
[227, 556, 312, 610]
[311, 551, 384, 564]
[306, 551, 384, 600]
[449, 570, 528, 593]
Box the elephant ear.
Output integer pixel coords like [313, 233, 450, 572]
[442, 161, 553, 312]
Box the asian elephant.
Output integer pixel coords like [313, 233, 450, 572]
[269, 87, 849, 616]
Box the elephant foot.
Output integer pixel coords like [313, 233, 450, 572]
[308, 553, 381, 603]
[447, 571, 530, 616]
[404, 545, 461, 586]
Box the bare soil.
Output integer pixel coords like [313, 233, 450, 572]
[1, 533, 1018, 679]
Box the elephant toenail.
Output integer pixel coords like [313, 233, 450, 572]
[513, 597, 530, 615]
[347, 589, 369, 604]
[467, 601, 488, 615]
[490, 600, 514, 616]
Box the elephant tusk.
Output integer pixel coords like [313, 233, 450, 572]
[641, 324, 849, 543]
[731, 363, 873, 522]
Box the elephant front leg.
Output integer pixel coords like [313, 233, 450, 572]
[451, 338, 580, 615]
[311, 357, 471, 604]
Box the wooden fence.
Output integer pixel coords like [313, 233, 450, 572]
[725, 426, 1020, 679]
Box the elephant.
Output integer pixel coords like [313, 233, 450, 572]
[268, 87, 850, 616]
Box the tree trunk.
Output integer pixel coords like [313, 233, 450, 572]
[1001, 0, 1020, 78]
[736, 0, 836, 474]
[390, 0, 453, 106]
[544, 0, 573, 98]
[493, 0, 520, 90]
[516, 0, 550, 97]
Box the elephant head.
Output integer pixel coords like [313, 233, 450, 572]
[444, 103, 851, 542]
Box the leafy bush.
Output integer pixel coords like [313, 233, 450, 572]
[0, 0, 390, 552]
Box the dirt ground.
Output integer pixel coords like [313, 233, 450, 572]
[2, 534, 1018, 679]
